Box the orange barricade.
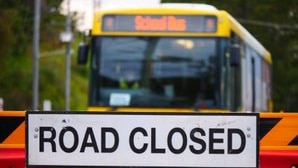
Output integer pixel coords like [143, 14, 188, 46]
[0, 111, 297, 168]
[0, 111, 25, 168]
[260, 113, 298, 168]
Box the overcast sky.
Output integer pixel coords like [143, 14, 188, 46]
[60, 0, 161, 31]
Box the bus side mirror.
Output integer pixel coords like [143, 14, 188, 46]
[230, 44, 240, 67]
[77, 42, 89, 65]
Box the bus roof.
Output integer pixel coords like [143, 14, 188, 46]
[161, 3, 271, 63]
[160, 3, 217, 11]
[93, 3, 271, 63]
[228, 14, 272, 63]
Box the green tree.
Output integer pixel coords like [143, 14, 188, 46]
[0, 0, 88, 110]
[0, 0, 32, 109]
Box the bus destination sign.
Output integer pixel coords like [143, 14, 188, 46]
[102, 15, 217, 32]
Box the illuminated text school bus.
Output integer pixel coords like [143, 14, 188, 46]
[78, 3, 272, 112]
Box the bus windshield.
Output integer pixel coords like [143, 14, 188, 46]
[90, 36, 227, 109]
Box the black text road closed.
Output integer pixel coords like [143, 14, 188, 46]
[26, 112, 259, 168]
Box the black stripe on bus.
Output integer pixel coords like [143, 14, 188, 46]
[259, 118, 281, 140]
[0, 116, 24, 143]
[289, 135, 298, 146]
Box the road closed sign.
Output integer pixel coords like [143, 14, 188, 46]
[26, 111, 259, 168]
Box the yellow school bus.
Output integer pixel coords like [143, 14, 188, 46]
[78, 3, 272, 112]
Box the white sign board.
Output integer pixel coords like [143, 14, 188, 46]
[26, 112, 259, 168]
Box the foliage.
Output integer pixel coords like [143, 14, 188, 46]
[0, 0, 32, 109]
[0, 0, 88, 110]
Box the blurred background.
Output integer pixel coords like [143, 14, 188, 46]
[0, 0, 297, 111]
